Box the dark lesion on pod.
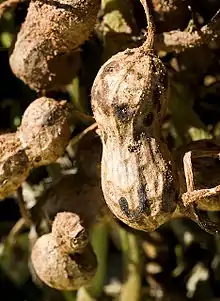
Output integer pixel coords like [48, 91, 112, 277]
[112, 103, 134, 123]
[143, 111, 154, 127]
[151, 58, 168, 90]
[152, 86, 162, 113]
[118, 184, 150, 220]
[151, 61, 169, 115]
[101, 61, 121, 76]
[161, 182, 178, 213]
[40, 0, 76, 12]
[151, 78, 168, 117]
[128, 143, 140, 153]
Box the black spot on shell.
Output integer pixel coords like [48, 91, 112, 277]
[118, 185, 150, 219]
[143, 112, 154, 126]
[151, 58, 168, 91]
[161, 183, 178, 213]
[125, 49, 135, 56]
[137, 72, 143, 80]
[102, 131, 108, 143]
[113, 104, 133, 123]
[137, 184, 150, 214]
[153, 86, 162, 113]
[102, 61, 120, 75]
[152, 60, 158, 74]
[128, 144, 139, 153]
[35, 156, 41, 163]
[118, 197, 130, 217]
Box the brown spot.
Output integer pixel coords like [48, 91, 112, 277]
[102, 61, 120, 76]
[143, 112, 154, 126]
[102, 131, 108, 144]
[137, 72, 143, 80]
[35, 156, 41, 163]
[118, 197, 130, 217]
[161, 182, 178, 213]
[112, 103, 133, 123]
[125, 49, 135, 56]
[137, 184, 150, 214]
[128, 144, 140, 153]
[118, 185, 150, 219]
[153, 86, 162, 113]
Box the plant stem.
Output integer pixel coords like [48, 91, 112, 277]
[88, 222, 108, 297]
[119, 228, 142, 301]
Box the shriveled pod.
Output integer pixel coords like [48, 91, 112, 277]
[31, 212, 97, 290]
[17, 97, 71, 166]
[52, 212, 89, 253]
[0, 133, 31, 199]
[91, 0, 179, 232]
[9, 0, 101, 92]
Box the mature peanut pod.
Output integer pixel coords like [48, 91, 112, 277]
[17, 97, 71, 166]
[9, 0, 101, 92]
[91, 0, 179, 232]
[0, 97, 71, 200]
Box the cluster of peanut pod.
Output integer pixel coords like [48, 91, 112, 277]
[1, 0, 104, 291]
[1, 0, 220, 293]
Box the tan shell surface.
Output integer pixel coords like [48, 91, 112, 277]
[31, 233, 97, 290]
[0, 133, 31, 199]
[10, 0, 100, 91]
[91, 46, 179, 232]
[17, 97, 71, 166]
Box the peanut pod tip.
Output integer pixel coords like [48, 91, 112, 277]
[31, 212, 97, 290]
